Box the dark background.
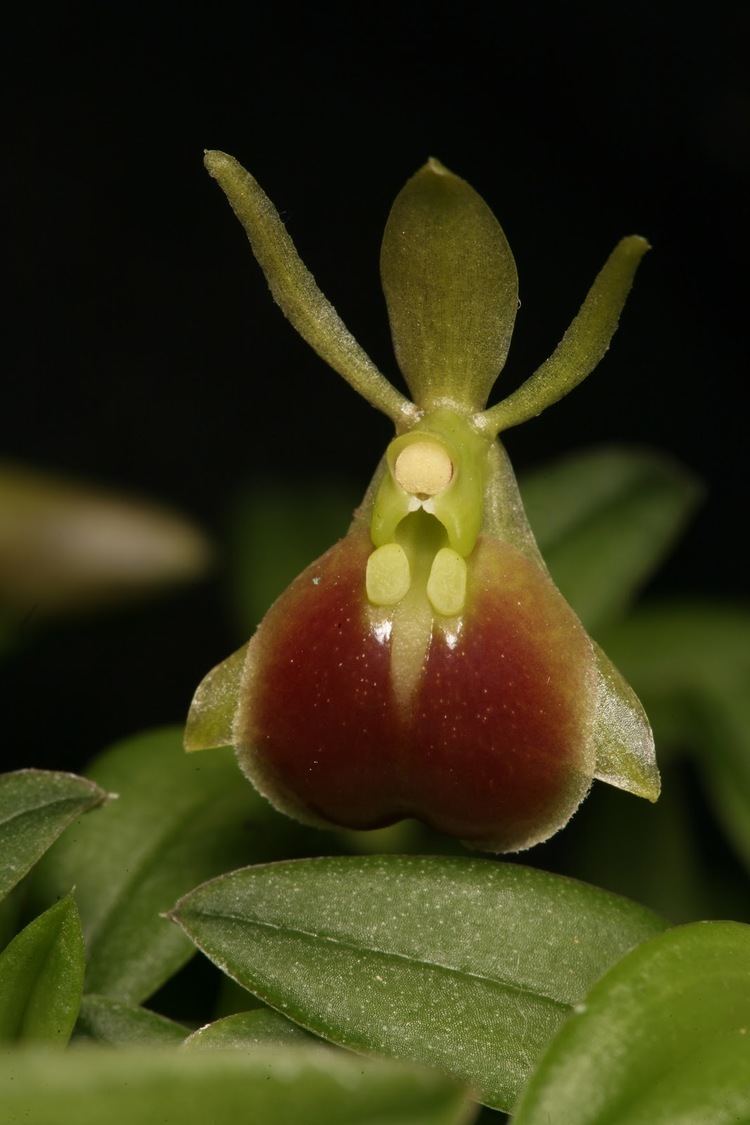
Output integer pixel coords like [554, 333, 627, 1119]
[4, 2, 748, 770]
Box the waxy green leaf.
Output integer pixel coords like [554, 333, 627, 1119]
[29, 727, 317, 1004]
[184, 1009, 312, 1049]
[75, 994, 187, 1045]
[0, 1045, 473, 1125]
[0, 895, 84, 1045]
[0, 769, 108, 902]
[381, 159, 518, 411]
[172, 855, 666, 1111]
[514, 921, 750, 1125]
[520, 447, 701, 630]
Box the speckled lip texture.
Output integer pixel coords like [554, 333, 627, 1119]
[235, 530, 596, 852]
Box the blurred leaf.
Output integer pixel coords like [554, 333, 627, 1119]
[692, 687, 750, 870]
[184, 1009, 313, 1049]
[171, 855, 666, 1112]
[513, 921, 750, 1125]
[75, 994, 187, 1045]
[0, 463, 212, 615]
[29, 727, 318, 1005]
[520, 447, 701, 629]
[0, 769, 108, 902]
[228, 477, 357, 631]
[560, 761, 748, 923]
[602, 604, 750, 870]
[601, 601, 750, 699]
[0, 1045, 473, 1125]
[0, 895, 84, 1045]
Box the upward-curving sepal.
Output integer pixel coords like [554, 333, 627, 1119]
[480, 236, 649, 436]
[204, 151, 415, 426]
[381, 159, 518, 412]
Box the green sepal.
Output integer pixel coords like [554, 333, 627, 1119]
[185, 643, 247, 752]
[381, 158, 518, 411]
[481, 236, 649, 436]
[592, 644, 660, 801]
[204, 151, 415, 426]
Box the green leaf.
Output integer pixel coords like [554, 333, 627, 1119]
[519, 447, 702, 630]
[227, 477, 356, 633]
[184, 1009, 313, 1049]
[29, 727, 317, 1005]
[0, 895, 84, 1044]
[601, 604, 750, 868]
[0, 769, 108, 902]
[171, 855, 666, 1112]
[689, 686, 750, 870]
[482, 237, 649, 436]
[0, 1045, 473, 1125]
[381, 159, 518, 411]
[513, 921, 750, 1125]
[204, 151, 414, 427]
[75, 994, 187, 1045]
[0, 462, 212, 614]
[600, 601, 750, 698]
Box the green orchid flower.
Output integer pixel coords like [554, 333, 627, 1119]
[185, 152, 659, 853]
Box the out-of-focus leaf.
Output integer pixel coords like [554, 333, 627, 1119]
[171, 855, 666, 1112]
[29, 727, 318, 1005]
[0, 769, 108, 902]
[601, 601, 750, 699]
[75, 994, 187, 1045]
[513, 921, 750, 1125]
[184, 1009, 312, 1049]
[228, 477, 356, 632]
[602, 604, 750, 869]
[0, 895, 84, 1045]
[0, 463, 212, 614]
[519, 447, 701, 630]
[0, 1045, 473, 1125]
[562, 761, 747, 923]
[691, 686, 750, 870]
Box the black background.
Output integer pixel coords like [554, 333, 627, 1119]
[4, 2, 748, 770]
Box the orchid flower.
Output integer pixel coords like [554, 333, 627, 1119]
[185, 152, 659, 853]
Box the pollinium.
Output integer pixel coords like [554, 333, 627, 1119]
[186, 153, 660, 852]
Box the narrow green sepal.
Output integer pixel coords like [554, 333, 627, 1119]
[592, 643, 660, 801]
[481, 236, 650, 436]
[381, 158, 518, 412]
[184, 643, 247, 752]
[204, 151, 415, 425]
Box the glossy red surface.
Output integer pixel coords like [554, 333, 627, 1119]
[236, 531, 596, 851]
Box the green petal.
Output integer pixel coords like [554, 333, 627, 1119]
[204, 152, 414, 426]
[592, 643, 660, 801]
[381, 159, 518, 411]
[481, 236, 649, 435]
[185, 644, 247, 751]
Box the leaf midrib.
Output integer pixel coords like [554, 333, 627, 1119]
[0, 793, 96, 834]
[180, 907, 573, 1012]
